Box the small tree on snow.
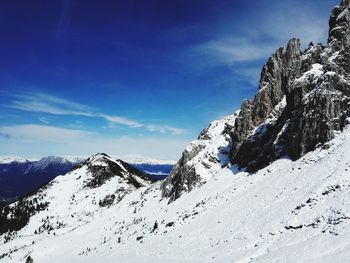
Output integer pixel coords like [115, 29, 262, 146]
[26, 255, 34, 263]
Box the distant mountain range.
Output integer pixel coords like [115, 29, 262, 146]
[0, 157, 79, 203]
[0, 156, 174, 203]
[3, 1, 350, 262]
[131, 163, 173, 180]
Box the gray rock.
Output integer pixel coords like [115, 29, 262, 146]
[230, 38, 302, 160]
[161, 114, 237, 203]
[232, 1, 350, 172]
[329, 0, 350, 49]
[162, 0, 350, 201]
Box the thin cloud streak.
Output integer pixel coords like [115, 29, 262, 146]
[7, 92, 187, 135]
[0, 124, 94, 142]
[9, 93, 94, 117]
[195, 37, 273, 63]
[56, 0, 72, 42]
[146, 125, 187, 135]
[186, 2, 329, 68]
[100, 114, 143, 128]
[0, 124, 188, 160]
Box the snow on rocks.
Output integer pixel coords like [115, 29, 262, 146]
[161, 112, 238, 202]
[2, 127, 350, 262]
[295, 63, 324, 84]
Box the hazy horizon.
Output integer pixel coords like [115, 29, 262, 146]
[0, 0, 338, 160]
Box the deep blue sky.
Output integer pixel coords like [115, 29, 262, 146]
[0, 0, 339, 160]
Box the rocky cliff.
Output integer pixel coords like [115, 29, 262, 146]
[162, 113, 237, 202]
[162, 0, 350, 201]
[230, 38, 302, 164]
[231, 0, 350, 172]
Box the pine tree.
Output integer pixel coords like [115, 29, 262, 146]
[26, 255, 34, 263]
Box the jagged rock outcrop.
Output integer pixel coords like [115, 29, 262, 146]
[329, 0, 350, 49]
[161, 114, 237, 202]
[231, 38, 302, 159]
[75, 153, 152, 188]
[231, 1, 350, 172]
[163, 0, 350, 201]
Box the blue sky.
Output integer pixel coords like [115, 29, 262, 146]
[0, 0, 339, 160]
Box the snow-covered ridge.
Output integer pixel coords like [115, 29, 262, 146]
[2, 127, 350, 262]
[3, 2, 350, 262]
[0, 156, 39, 164]
[73, 153, 152, 188]
[0, 156, 84, 165]
[0, 153, 152, 244]
[161, 112, 238, 202]
[183, 113, 238, 180]
[30, 156, 81, 171]
[0, 155, 174, 166]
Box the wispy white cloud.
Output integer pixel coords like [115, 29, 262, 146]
[100, 114, 143, 128]
[195, 37, 273, 63]
[38, 117, 51, 124]
[261, 2, 328, 48]
[232, 66, 262, 87]
[0, 124, 188, 160]
[10, 93, 94, 117]
[7, 92, 187, 135]
[146, 125, 187, 135]
[0, 124, 94, 142]
[166, 126, 188, 136]
[187, 2, 328, 68]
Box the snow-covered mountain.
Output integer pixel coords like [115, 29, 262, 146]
[162, 112, 238, 202]
[2, 127, 350, 262]
[0, 157, 38, 164]
[126, 158, 176, 165]
[0, 153, 152, 238]
[163, 0, 350, 202]
[0, 157, 81, 203]
[2, 1, 350, 262]
[0, 156, 171, 203]
[131, 163, 174, 180]
[27, 157, 80, 173]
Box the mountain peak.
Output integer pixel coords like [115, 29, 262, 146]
[79, 153, 114, 168]
[73, 153, 152, 189]
[329, 0, 350, 47]
[341, 0, 350, 7]
[162, 0, 350, 201]
[286, 38, 301, 59]
[89, 153, 111, 160]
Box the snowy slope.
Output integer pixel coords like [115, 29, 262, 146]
[182, 113, 238, 180]
[2, 127, 350, 262]
[0, 153, 153, 259]
[162, 112, 238, 201]
[3, 2, 350, 262]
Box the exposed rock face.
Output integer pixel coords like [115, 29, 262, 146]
[231, 38, 302, 159]
[231, 1, 350, 172]
[75, 153, 152, 188]
[162, 1, 350, 202]
[329, 0, 350, 49]
[161, 114, 237, 202]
